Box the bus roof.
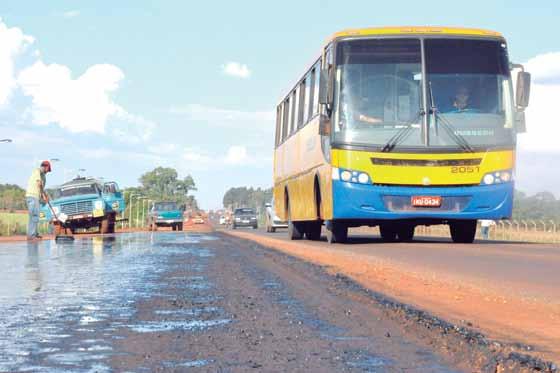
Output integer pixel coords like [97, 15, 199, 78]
[330, 26, 503, 41]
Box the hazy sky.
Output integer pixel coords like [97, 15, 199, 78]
[0, 1, 558, 208]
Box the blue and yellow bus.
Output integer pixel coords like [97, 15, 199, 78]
[273, 26, 531, 244]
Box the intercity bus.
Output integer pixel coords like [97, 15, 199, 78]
[272, 26, 531, 244]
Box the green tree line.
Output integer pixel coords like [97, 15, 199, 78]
[222, 186, 272, 213]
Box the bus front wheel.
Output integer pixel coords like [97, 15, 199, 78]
[397, 224, 415, 242]
[379, 224, 398, 242]
[449, 220, 477, 243]
[326, 221, 347, 244]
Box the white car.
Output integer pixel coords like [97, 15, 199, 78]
[265, 201, 288, 233]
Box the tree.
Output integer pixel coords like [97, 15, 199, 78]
[138, 167, 197, 204]
[222, 186, 272, 212]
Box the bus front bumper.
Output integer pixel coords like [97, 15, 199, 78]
[332, 180, 513, 221]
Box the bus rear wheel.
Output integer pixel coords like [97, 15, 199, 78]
[449, 220, 477, 243]
[288, 220, 304, 240]
[305, 221, 322, 241]
[326, 221, 347, 244]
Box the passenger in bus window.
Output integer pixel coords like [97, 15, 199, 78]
[449, 86, 479, 113]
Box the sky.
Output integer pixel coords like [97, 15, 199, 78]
[0, 0, 559, 209]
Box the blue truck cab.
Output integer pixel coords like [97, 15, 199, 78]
[40, 177, 126, 234]
[148, 201, 184, 231]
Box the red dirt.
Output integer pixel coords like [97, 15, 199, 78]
[225, 230, 560, 363]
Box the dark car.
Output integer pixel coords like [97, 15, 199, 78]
[232, 208, 258, 229]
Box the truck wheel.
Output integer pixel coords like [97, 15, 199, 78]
[100, 218, 110, 234]
[172, 224, 177, 231]
[107, 213, 116, 234]
[450, 220, 477, 243]
[54, 223, 64, 236]
[178, 223, 183, 231]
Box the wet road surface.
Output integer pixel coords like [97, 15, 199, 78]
[0, 232, 472, 372]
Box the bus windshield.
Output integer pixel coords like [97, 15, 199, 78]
[425, 39, 514, 148]
[333, 38, 515, 150]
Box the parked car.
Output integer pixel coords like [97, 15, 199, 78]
[148, 201, 184, 231]
[232, 207, 258, 229]
[40, 177, 125, 234]
[265, 200, 288, 233]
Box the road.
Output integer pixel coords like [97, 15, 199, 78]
[227, 227, 560, 366]
[0, 231, 556, 372]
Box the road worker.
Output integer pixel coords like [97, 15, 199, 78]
[25, 161, 51, 240]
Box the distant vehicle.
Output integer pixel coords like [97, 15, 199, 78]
[232, 208, 258, 229]
[148, 201, 184, 231]
[40, 177, 125, 234]
[193, 215, 205, 224]
[265, 200, 287, 233]
[273, 26, 530, 244]
[219, 216, 226, 225]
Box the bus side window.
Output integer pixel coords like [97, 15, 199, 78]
[290, 90, 297, 134]
[308, 68, 316, 120]
[275, 104, 282, 147]
[297, 80, 306, 128]
[302, 73, 311, 125]
[313, 61, 321, 115]
[282, 97, 290, 141]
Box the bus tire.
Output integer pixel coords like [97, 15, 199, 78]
[379, 224, 398, 242]
[305, 221, 322, 241]
[326, 221, 347, 244]
[450, 220, 477, 243]
[288, 220, 304, 240]
[397, 224, 415, 242]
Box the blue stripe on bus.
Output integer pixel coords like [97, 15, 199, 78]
[332, 180, 513, 220]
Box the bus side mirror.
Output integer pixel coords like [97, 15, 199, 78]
[515, 110, 527, 133]
[319, 114, 331, 136]
[516, 71, 531, 109]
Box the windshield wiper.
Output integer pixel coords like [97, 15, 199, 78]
[428, 81, 474, 153]
[435, 112, 475, 153]
[381, 112, 423, 152]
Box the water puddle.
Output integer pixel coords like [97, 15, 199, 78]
[0, 232, 219, 372]
[128, 318, 231, 333]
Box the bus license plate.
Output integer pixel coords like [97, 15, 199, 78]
[411, 196, 442, 207]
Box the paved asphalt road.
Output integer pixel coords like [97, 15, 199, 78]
[0, 231, 555, 372]
[243, 226, 560, 303]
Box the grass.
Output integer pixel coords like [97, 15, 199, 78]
[0, 211, 51, 236]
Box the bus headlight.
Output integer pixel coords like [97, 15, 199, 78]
[481, 170, 513, 185]
[333, 167, 371, 184]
